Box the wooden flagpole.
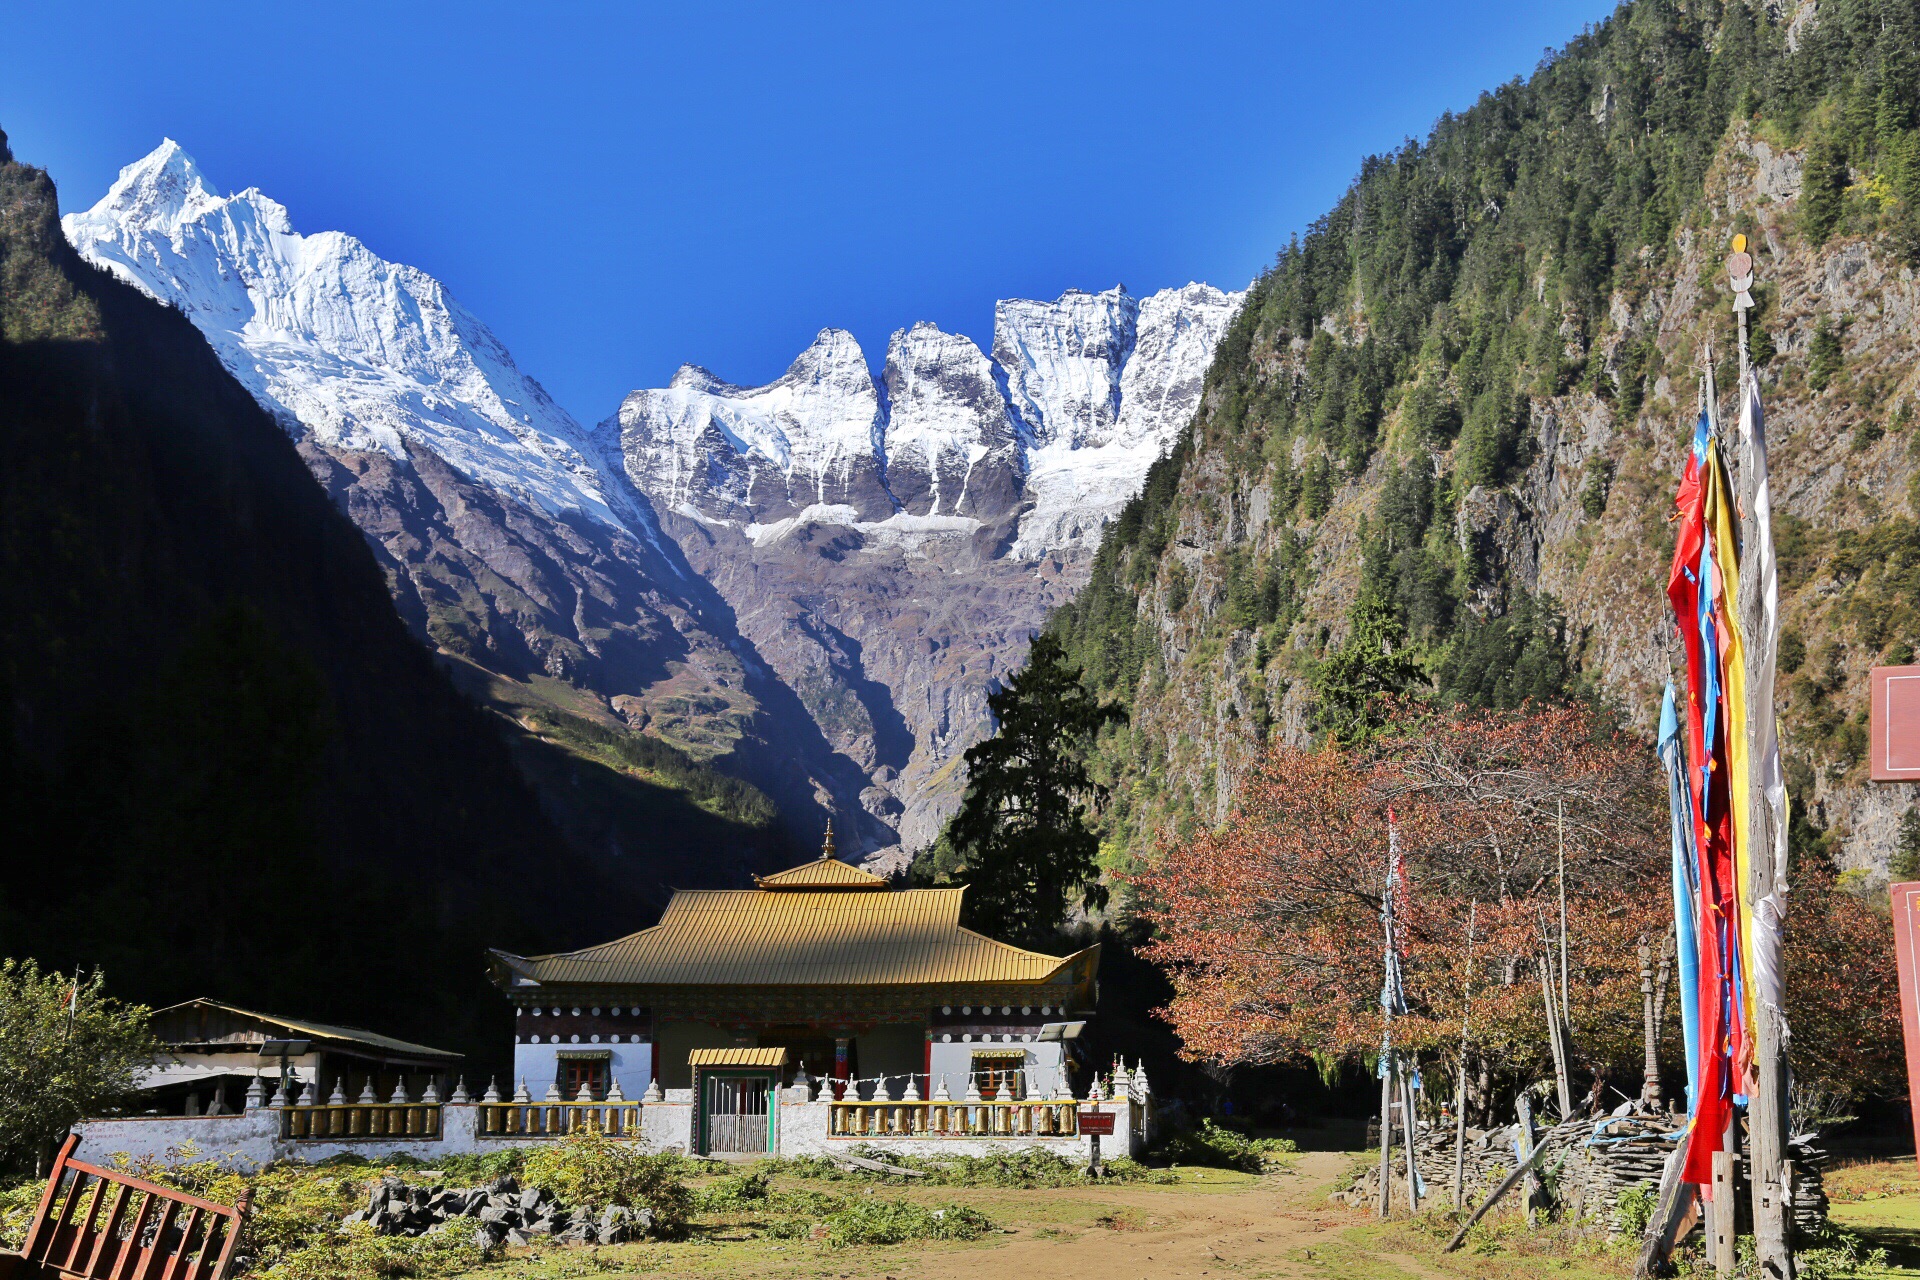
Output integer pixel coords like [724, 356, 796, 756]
[1728, 234, 1794, 1279]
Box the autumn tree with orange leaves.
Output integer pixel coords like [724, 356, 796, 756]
[1135, 702, 1669, 1121]
[1135, 700, 1903, 1116]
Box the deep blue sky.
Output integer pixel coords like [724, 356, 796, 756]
[4, 2, 1615, 424]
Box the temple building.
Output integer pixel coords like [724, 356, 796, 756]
[487, 834, 1099, 1107]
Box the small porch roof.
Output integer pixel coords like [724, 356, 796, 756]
[688, 1047, 788, 1068]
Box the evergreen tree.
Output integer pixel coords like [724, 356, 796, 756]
[1309, 598, 1426, 744]
[941, 634, 1119, 948]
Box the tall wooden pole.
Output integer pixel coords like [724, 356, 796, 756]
[1378, 1061, 1395, 1219]
[1453, 901, 1478, 1212]
[1639, 937, 1661, 1107]
[1729, 234, 1794, 1279]
[1557, 800, 1571, 1030]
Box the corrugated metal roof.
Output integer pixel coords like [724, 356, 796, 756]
[150, 999, 460, 1061]
[689, 1047, 788, 1067]
[499, 886, 1086, 987]
[754, 857, 888, 889]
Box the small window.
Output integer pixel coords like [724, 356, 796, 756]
[972, 1053, 1026, 1100]
[561, 1058, 607, 1101]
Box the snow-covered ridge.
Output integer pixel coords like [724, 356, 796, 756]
[62, 140, 633, 532]
[65, 140, 1244, 565]
[612, 282, 1245, 558]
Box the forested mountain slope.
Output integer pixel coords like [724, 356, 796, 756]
[1053, 0, 1920, 882]
[0, 131, 769, 1066]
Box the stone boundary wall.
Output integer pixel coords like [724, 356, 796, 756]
[71, 1091, 1145, 1170]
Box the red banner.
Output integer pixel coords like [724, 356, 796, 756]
[1871, 666, 1920, 781]
[1889, 882, 1920, 1160]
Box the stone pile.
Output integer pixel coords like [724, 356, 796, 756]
[343, 1174, 653, 1248]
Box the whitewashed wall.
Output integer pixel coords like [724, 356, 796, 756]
[70, 1085, 1145, 1168]
[509, 1042, 653, 1103]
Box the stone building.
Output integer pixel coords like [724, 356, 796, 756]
[486, 839, 1099, 1143]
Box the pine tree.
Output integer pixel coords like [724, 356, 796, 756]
[1309, 598, 1426, 744]
[941, 634, 1119, 948]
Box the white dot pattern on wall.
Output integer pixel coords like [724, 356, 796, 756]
[531, 1008, 542, 1017]
[961, 1005, 971, 1014]
[550, 1008, 560, 1017]
[591, 1007, 600, 1016]
[941, 1034, 952, 1042]
[962, 1033, 972, 1042]
[529, 1035, 540, 1044]
[1001, 1006, 1011, 1015]
[570, 1035, 580, 1044]
[590, 1035, 600, 1043]
[571, 1007, 581, 1016]
[941, 1005, 952, 1015]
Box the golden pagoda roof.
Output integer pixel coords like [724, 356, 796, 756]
[489, 866, 1095, 989]
[753, 856, 889, 890]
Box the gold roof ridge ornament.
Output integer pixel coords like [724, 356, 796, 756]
[821, 818, 835, 860]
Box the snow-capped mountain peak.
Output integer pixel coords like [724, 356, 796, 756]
[63, 140, 632, 533]
[611, 284, 1243, 557]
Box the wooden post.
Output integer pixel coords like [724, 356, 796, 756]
[1451, 1056, 1469, 1212]
[1400, 1069, 1422, 1214]
[1638, 937, 1661, 1106]
[1538, 956, 1573, 1119]
[1517, 1094, 1540, 1229]
[1557, 798, 1571, 1031]
[1377, 1060, 1395, 1219]
[1712, 1148, 1737, 1275]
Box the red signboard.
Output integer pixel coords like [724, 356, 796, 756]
[1889, 883, 1920, 1161]
[1077, 1110, 1116, 1135]
[1871, 665, 1920, 781]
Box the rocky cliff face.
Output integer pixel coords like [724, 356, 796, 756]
[605, 284, 1246, 862]
[1054, 114, 1920, 884]
[65, 141, 1246, 864]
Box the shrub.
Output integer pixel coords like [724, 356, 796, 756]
[520, 1129, 691, 1234]
[1614, 1181, 1657, 1238]
[799, 1198, 994, 1246]
[1152, 1120, 1296, 1172]
[694, 1168, 770, 1211]
[1, 1177, 40, 1250]
[263, 1222, 485, 1280]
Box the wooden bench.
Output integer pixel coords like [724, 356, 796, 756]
[0, 1135, 251, 1280]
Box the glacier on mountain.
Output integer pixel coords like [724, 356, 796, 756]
[610, 282, 1245, 557]
[62, 139, 632, 533]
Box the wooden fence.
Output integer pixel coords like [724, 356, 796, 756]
[5, 1134, 251, 1280]
[828, 1100, 1082, 1138]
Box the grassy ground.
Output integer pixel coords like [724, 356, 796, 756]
[1828, 1156, 1920, 1275]
[436, 1150, 1650, 1280]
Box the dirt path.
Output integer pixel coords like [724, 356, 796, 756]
[489, 1152, 1462, 1280]
[915, 1152, 1371, 1280]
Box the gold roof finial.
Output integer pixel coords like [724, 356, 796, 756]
[821, 818, 836, 861]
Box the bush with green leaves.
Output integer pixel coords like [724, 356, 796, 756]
[0, 959, 159, 1174]
[263, 1222, 485, 1280]
[763, 1198, 993, 1247]
[771, 1146, 1173, 1187]
[519, 1129, 692, 1234]
[1152, 1120, 1295, 1172]
[1, 1176, 41, 1250]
